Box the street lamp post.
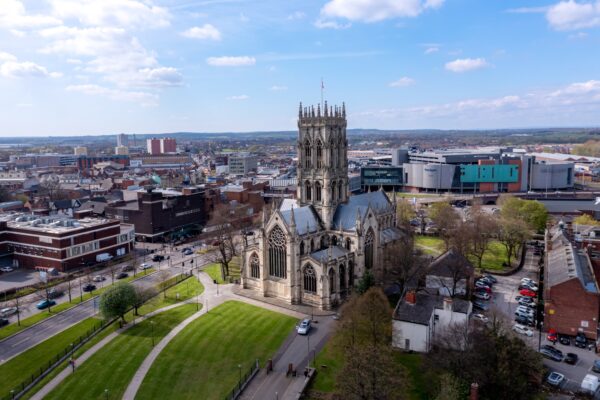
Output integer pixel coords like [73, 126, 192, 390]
[238, 364, 242, 389]
[104, 389, 109, 400]
[307, 334, 310, 368]
[150, 321, 155, 347]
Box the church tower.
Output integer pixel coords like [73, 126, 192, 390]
[297, 101, 349, 229]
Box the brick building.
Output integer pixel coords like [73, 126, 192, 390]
[0, 213, 135, 272]
[544, 225, 600, 339]
[146, 138, 177, 155]
[105, 187, 217, 242]
[222, 181, 267, 213]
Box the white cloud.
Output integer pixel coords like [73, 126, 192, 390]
[506, 6, 548, 14]
[66, 58, 82, 64]
[314, 19, 351, 29]
[207, 56, 256, 66]
[424, 46, 439, 54]
[546, 0, 600, 31]
[0, 61, 61, 78]
[181, 24, 221, 40]
[389, 77, 415, 87]
[320, 0, 445, 23]
[48, 0, 170, 28]
[66, 84, 158, 106]
[270, 85, 287, 91]
[0, 0, 62, 30]
[227, 94, 249, 100]
[569, 31, 589, 38]
[287, 11, 306, 20]
[445, 57, 489, 73]
[0, 51, 17, 62]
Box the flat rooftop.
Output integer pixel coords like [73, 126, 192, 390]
[0, 213, 116, 234]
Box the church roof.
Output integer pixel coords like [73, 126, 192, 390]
[380, 227, 404, 244]
[310, 245, 351, 263]
[332, 191, 392, 231]
[280, 205, 322, 235]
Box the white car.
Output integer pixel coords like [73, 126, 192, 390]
[473, 313, 489, 323]
[0, 266, 14, 273]
[516, 305, 535, 315]
[140, 263, 153, 270]
[0, 307, 18, 317]
[513, 323, 534, 337]
[521, 278, 537, 286]
[92, 275, 106, 282]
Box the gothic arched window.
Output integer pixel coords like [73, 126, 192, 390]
[304, 140, 311, 169]
[320, 235, 327, 249]
[250, 253, 260, 279]
[268, 226, 287, 278]
[315, 181, 322, 202]
[329, 269, 335, 295]
[330, 139, 336, 167]
[316, 140, 323, 169]
[365, 228, 374, 270]
[339, 264, 346, 292]
[303, 264, 316, 293]
[305, 180, 312, 201]
[300, 241, 305, 255]
[331, 235, 338, 246]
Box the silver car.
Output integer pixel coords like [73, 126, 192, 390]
[0, 307, 18, 317]
[297, 318, 311, 335]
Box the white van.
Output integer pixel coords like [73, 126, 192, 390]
[581, 374, 599, 394]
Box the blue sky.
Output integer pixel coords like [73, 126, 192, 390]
[1, 0, 600, 136]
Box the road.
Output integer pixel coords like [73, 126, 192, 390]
[240, 314, 335, 400]
[492, 244, 600, 396]
[0, 245, 214, 364]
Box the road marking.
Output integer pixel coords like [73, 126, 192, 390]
[10, 337, 29, 347]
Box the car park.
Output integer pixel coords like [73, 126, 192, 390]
[513, 324, 533, 337]
[565, 353, 578, 365]
[473, 292, 491, 300]
[93, 275, 106, 282]
[116, 272, 128, 280]
[0, 307, 17, 317]
[0, 266, 14, 273]
[83, 283, 97, 292]
[546, 372, 565, 387]
[36, 299, 56, 310]
[297, 318, 311, 335]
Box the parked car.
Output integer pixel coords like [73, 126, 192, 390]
[513, 324, 534, 337]
[475, 286, 492, 294]
[519, 283, 538, 292]
[472, 313, 489, 323]
[140, 263, 153, 270]
[36, 299, 56, 310]
[83, 283, 97, 292]
[473, 292, 491, 300]
[475, 281, 491, 290]
[0, 318, 8, 327]
[183, 249, 193, 256]
[297, 318, 311, 335]
[516, 306, 535, 316]
[478, 277, 495, 286]
[152, 255, 165, 262]
[0, 266, 14, 273]
[518, 299, 536, 308]
[519, 289, 536, 297]
[473, 300, 489, 311]
[575, 333, 588, 349]
[515, 310, 535, 320]
[0, 307, 18, 317]
[540, 346, 563, 362]
[121, 265, 134, 272]
[515, 315, 535, 327]
[592, 359, 600, 373]
[521, 278, 537, 286]
[581, 374, 600, 394]
[547, 329, 558, 343]
[546, 372, 565, 387]
[483, 274, 497, 284]
[93, 275, 106, 282]
[559, 335, 571, 346]
[565, 353, 579, 365]
[116, 272, 129, 280]
[47, 288, 64, 299]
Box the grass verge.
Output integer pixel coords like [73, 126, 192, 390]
[45, 304, 198, 400]
[203, 258, 240, 284]
[136, 301, 297, 400]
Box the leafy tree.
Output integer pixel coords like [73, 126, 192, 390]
[573, 214, 600, 226]
[499, 197, 547, 232]
[435, 373, 467, 400]
[99, 282, 136, 322]
[497, 217, 530, 266]
[335, 288, 404, 400]
[356, 270, 375, 295]
[133, 286, 158, 315]
[428, 202, 460, 251]
[395, 198, 416, 229]
[468, 207, 498, 269]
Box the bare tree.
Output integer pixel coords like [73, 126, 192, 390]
[467, 208, 498, 269]
[498, 216, 530, 266]
[157, 270, 172, 299]
[395, 198, 416, 230]
[39, 178, 67, 201]
[381, 235, 428, 297]
[428, 202, 460, 251]
[207, 204, 241, 280]
[133, 286, 158, 315]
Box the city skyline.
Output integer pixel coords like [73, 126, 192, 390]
[1, 0, 600, 136]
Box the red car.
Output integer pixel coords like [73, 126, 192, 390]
[547, 329, 557, 343]
[475, 287, 492, 294]
[520, 289, 536, 297]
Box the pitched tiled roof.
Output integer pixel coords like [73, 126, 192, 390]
[332, 191, 392, 231]
[280, 206, 323, 235]
[310, 245, 351, 263]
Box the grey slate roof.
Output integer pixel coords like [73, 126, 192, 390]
[393, 291, 470, 325]
[310, 245, 351, 263]
[332, 191, 392, 231]
[428, 248, 474, 279]
[380, 227, 404, 244]
[280, 206, 322, 235]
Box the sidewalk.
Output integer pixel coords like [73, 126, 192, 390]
[233, 286, 337, 317]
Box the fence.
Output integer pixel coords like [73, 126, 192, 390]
[224, 359, 260, 400]
[1, 318, 116, 400]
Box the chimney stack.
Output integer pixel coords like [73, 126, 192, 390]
[405, 290, 416, 305]
[443, 297, 453, 312]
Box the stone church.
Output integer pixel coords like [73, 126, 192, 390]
[241, 102, 403, 309]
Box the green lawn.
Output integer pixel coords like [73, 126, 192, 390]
[414, 235, 444, 256]
[137, 276, 204, 315]
[479, 241, 509, 270]
[0, 317, 102, 399]
[136, 301, 297, 400]
[308, 342, 427, 400]
[203, 258, 240, 284]
[45, 304, 198, 400]
[0, 269, 155, 341]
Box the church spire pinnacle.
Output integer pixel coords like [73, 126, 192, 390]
[290, 205, 296, 227]
[299, 102, 302, 118]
